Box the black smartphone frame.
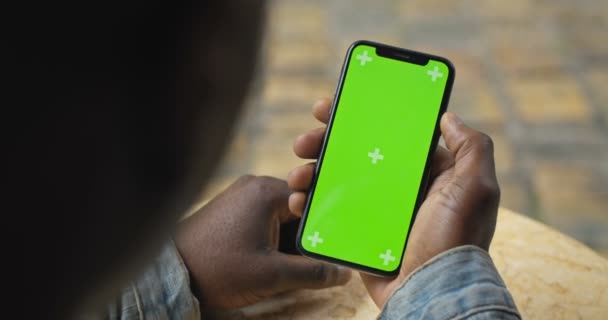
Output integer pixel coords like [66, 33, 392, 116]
[296, 40, 456, 277]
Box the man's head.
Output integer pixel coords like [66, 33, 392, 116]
[19, 1, 266, 317]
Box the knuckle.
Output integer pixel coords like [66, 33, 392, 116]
[437, 180, 466, 211]
[246, 175, 270, 189]
[236, 174, 256, 184]
[252, 175, 280, 191]
[461, 131, 494, 162]
[247, 176, 287, 201]
[311, 263, 329, 283]
[475, 177, 500, 200]
[256, 175, 279, 185]
[469, 132, 494, 150]
[248, 176, 268, 197]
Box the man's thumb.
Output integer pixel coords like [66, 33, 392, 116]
[440, 112, 496, 178]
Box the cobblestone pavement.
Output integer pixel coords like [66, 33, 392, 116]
[201, 0, 608, 256]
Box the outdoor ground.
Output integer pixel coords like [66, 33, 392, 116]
[201, 0, 608, 256]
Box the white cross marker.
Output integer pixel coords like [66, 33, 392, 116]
[379, 249, 396, 266]
[356, 50, 373, 66]
[426, 66, 444, 82]
[307, 232, 324, 247]
[368, 148, 384, 164]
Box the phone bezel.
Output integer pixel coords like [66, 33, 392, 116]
[295, 40, 456, 277]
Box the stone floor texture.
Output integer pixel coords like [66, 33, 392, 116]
[203, 0, 608, 256]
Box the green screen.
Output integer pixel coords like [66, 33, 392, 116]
[301, 44, 450, 272]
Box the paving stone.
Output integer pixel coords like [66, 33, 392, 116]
[265, 40, 332, 73]
[507, 76, 593, 124]
[484, 24, 565, 78]
[251, 138, 304, 179]
[261, 109, 324, 136]
[491, 133, 515, 174]
[584, 70, 608, 124]
[398, 0, 477, 19]
[497, 175, 531, 215]
[446, 52, 507, 125]
[532, 161, 608, 251]
[476, 0, 534, 20]
[514, 125, 607, 148]
[262, 75, 335, 107]
[559, 18, 608, 62]
[213, 130, 253, 177]
[266, 2, 328, 42]
[250, 109, 322, 177]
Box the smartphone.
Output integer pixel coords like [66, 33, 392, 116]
[296, 40, 455, 276]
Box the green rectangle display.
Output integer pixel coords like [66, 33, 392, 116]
[299, 42, 453, 274]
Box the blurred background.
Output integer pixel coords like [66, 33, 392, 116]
[198, 0, 608, 256]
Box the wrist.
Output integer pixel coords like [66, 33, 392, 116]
[386, 245, 490, 306]
[173, 236, 206, 306]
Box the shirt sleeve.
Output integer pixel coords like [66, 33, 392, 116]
[106, 241, 200, 320]
[378, 245, 521, 320]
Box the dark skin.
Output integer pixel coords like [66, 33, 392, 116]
[20, 1, 499, 315]
[172, 98, 499, 310]
[175, 175, 351, 309]
[287, 98, 500, 307]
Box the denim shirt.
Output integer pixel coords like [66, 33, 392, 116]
[378, 246, 521, 319]
[106, 244, 519, 319]
[106, 241, 200, 319]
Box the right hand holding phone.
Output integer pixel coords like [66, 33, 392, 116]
[288, 98, 500, 308]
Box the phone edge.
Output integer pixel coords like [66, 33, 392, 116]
[295, 40, 456, 277]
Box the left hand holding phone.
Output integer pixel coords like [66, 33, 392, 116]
[175, 175, 351, 309]
[288, 98, 500, 308]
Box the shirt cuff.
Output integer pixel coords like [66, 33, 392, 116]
[107, 241, 200, 320]
[378, 245, 521, 320]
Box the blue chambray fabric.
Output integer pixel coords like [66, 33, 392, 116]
[106, 241, 200, 320]
[104, 244, 519, 319]
[379, 245, 521, 320]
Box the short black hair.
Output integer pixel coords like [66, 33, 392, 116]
[14, 1, 266, 317]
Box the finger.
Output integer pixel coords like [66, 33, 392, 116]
[277, 194, 300, 224]
[278, 206, 300, 224]
[271, 253, 351, 292]
[440, 112, 496, 180]
[288, 192, 306, 217]
[293, 127, 326, 159]
[247, 176, 299, 224]
[429, 145, 454, 181]
[312, 98, 332, 124]
[287, 162, 316, 191]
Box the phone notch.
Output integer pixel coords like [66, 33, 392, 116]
[376, 46, 430, 66]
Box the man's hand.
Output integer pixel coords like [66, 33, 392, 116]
[175, 175, 351, 309]
[288, 99, 500, 308]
